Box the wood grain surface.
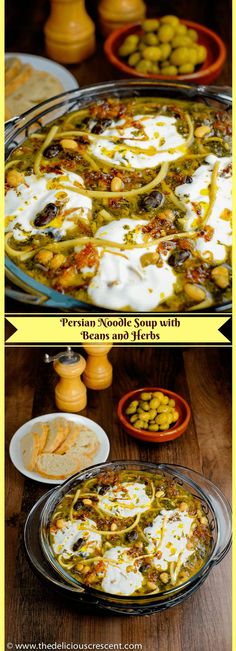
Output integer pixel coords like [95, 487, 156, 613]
[5, 346, 232, 651]
[5, 0, 232, 314]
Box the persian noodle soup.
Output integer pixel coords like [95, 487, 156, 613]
[49, 469, 212, 596]
[5, 97, 232, 311]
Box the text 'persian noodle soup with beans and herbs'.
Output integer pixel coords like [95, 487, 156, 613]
[49, 469, 212, 596]
[5, 97, 232, 311]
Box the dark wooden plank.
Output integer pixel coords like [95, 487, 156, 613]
[5, 346, 231, 650]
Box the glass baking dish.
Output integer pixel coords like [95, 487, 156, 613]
[23, 461, 231, 616]
[5, 81, 232, 312]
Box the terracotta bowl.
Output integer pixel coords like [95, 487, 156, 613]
[117, 387, 191, 443]
[104, 19, 226, 85]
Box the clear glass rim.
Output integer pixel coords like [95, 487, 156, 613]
[39, 460, 232, 603]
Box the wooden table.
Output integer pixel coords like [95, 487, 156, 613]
[5, 0, 232, 314]
[5, 346, 232, 651]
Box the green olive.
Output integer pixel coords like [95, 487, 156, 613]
[142, 46, 162, 61]
[142, 19, 160, 32]
[188, 28, 198, 41]
[160, 15, 180, 28]
[152, 391, 164, 401]
[159, 43, 171, 61]
[140, 401, 151, 411]
[125, 404, 138, 415]
[187, 48, 198, 65]
[172, 410, 179, 421]
[130, 414, 138, 423]
[135, 58, 154, 73]
[160, 60, 171, 69]
[161, 65, 178, 75]
[170, 47, 189, 66]
[156, 413, 169, 425]
[157, 404, 169, 413]
[141, 412, 152, 422]
[130, 400, 139, 408]
[119, 40, 138, 57]
[162, 396, 169, 405]
[125, 34, 140, 45]
[172, 36, 193, 48]
[159, 422, 169, 431]
[179, 63, 195, 74]
[158, 24, 175, 43]
[144, 32, 159, 46]
[149, 397, 160, 409]
[196, 45, 207, 64]
[140, 392, 152, 401]
[175, 24, 188, 36]
[149, 424, 160, 431]
[128, 52, 141, 67]
[148, 409, 157, 420]
[169, 399, 175, 407]
[135, 419, 145, 429]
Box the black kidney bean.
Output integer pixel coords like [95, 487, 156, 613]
[125, 530, 138, 542]
[72, 538, 84, 552]
[34, 203, 58, 227]
[140, 562, 151, 573]
[168, 250, 190, 268]
[91, 119, 113, 134]
[43, 143, 62, 159]
[184, 175, 193, 184]
[139, 191, 164, 211]
[74, 499, 83, 511]
[97, 485, 111, 495]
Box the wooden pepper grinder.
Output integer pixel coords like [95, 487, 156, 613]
[83, 345, 113, 390]
[44, 0, 96, 64]
[44, 347, 87, 412]
[98, 0, 146, 37]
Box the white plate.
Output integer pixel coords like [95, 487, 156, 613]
[9, 413, 110, 485]
[5, 52, 78, 93]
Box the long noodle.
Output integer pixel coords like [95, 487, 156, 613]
[161, 181, 187, 212]
[59, 162, 169, 198]
[34, 125, 59, 175]
[85, 512, 141, 536]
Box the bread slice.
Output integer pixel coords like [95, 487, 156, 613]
[30, 422, 48, 453]
[5, 64, 33, 96]
[36, 450, 87, 480]
[5, 68, 63, 119]
[55, 422, 80, 455]
[5, 56, 21, 82]
[21, 430, 40, 471]
[70, 426, 99, 459]
[43, 417, 69, 453]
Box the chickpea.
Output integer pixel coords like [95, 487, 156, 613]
[111, 176, 123, 192]
[147, 581, 158, 591]
[75, 563, 84, 571]
[50, 253, 66, 271]
[143, 19, 160, 32]
[60, 139, 78, 151]
[87, 572, 97, 584]
[82, 565, 90, 575]
[56, 518, 66, 529]
[128, 52, 141, 67]
[83, 498, 92, 506]
[159, 572, 169, 584]
[142, 46, 162, 62]
[184, 283, 206, 302]
[35, 249, 54, 266]
[158, 24, 175, 43]
[179, 64, 195, 74]
[194, 125, 211, 138]
[188, 28, 198, 42]
[196, 45, 207, 64]
[110, 523, 117, 531]
[200, 516, 208, 525]
[144, 33, 159, 46]
[149, 397, 160, 410]
[211, 265, 229, 289]
[156, 490, 165, 498]
[6, 169, 24, 187]
[159, 43, 171, 61]
[179, 502, 188, 512]
[149, 424, 159, 431]
[160, 15, 180, 28]
[141, 392, 152, 401]
[170, 47, 189, 66]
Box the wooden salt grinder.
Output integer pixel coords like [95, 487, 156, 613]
[98, 0, 146, 37]
[44, 347, 87, 412]
[44, 0, 96, 64]
[83, 345, 113, 390]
